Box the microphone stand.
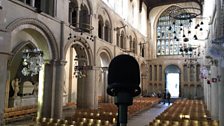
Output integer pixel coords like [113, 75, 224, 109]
[115, 92, 133, 126]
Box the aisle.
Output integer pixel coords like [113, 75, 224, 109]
[127, 103, 170, 126]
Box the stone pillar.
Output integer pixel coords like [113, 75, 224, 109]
[203, 77, 208, 107]
[69, 8, 73, 24]
[0, 53, 10, 124]
[77, 76, 84, 108]
[40, 61, 56, 118]
[211, 65, 219, 119]
[219, 66, 224, 126]
[207, 76, 212, 112]
[0, 32, 10, 124]
[76, 8, 80, 28]
[101, 25, 105, 40]
[53, 61, 66, 119]
[77, 68, 97, 109]
[85, 69, 97, 109]
[104, 70, 108, 103]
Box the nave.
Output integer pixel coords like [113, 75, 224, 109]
[4, 97, 219, 126]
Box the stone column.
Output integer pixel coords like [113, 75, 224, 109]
[211, 65, 219, 119]
[53, 61, 66, 119]
[101, 25, 105, 40]
[207, 76, 212, 112]
[203, 77, 208, 108]
[76, 7, 80, 28]
[40, 60, 56, 118]
[69, 8, 74, 24]
[77, 76, 84, 108]
[0, 32, 11, 124]
[85, 69, 97, 109]
[77, 68, 96, 109]
[219, 66, 224, 126]
[0, 53, 10, 124]
[104, 70, 108, 103]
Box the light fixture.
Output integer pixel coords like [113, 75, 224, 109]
[74, 55, 86, 78]
[180, 44, 200, 68]
[22, 48, 44, 76]
[167, 5, 203, 42]
[169, 7, 201, 20]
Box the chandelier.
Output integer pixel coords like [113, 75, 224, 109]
[74, 55, 92, 78]
[169, 7, 201, 20]
[22, 48, 44, 76]
[168, 6, 203, 42]
[180, 44, 200, 68]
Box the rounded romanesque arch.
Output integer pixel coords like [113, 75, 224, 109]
[64, 36, 95, 109]
[3, 18, 60, 117]
[6, 18, 59, 60]
[96, 47, 113, 103]
[64, 36, 93, 65]
[165, 64, 181, 98]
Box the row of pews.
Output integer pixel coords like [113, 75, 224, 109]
[36, 97, 160, 126]
[3, 105, 37, 124]
[149, 99, 219, 126]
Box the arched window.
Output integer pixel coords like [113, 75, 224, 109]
[69, 1, 78, 27]
[141, 46, 145, 57]
[157, 6, 184, 56]
[18, 0, 54, 16]
[129, 36, 133, 51]
[140, 42, 145, 57]
[120, 31, 125, 49]
[98, 16, 104, 39]
[104, 21, 111, 42]
[80, 4, 90, 33]
[133, 38, 137, 54]
[116, 31, 120, 47]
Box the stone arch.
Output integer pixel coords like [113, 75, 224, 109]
[96, 6, 113, 28]
[85, 0, 93, 15]
[96, 47, 112, 103]
[104, 20, 111, 42]
[96, 6, 113, 43]
[98, 15, 104, 39]
[165, 64, 181, 97]
[64, 36, 94, 108]
[5, 18, 59, 109]
[69, 0, 79, 26]
[64, 36, 93, 65]
[6, 18, 59, 60]
[97, 46, 113, 61]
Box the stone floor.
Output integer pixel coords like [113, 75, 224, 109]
[4, 103, 170, 126]
[127, 103, 170, 126]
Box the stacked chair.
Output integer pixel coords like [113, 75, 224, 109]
[3, 105, 37, 124]
[36, 97, 160, 126]
[149, 99, 219, 126]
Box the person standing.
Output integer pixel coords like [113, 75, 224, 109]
[167, 91, 171, 105]
[162, 91, 166, 104]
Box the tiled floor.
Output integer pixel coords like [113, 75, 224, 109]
[4, 103, 170, 126]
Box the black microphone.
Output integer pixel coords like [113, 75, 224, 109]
[107, 54, 141, 126]
[107, 54, 141, 97]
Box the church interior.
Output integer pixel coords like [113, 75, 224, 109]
[0, 0, 223, 125]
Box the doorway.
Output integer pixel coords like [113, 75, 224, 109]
[165, 65, 180, 98]
[166, 73, 179, 97]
